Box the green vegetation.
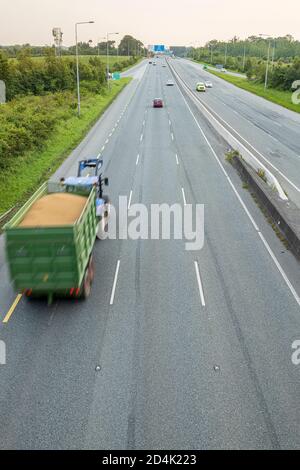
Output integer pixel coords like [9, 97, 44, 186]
[0, 35, 142, 216]
[189, 35, 300, 94]
[0, 78, 131, 214]
[0, 47, 139, 100]
[257, 169, 267, 183]
[225, 149, 239, 162]
[9, 55, 135, 67]
[208, 69, 300, 113]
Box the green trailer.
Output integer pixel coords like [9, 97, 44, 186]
[4, 176, 108, 304]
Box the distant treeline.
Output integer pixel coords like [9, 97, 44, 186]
[0, 35, 146, 58]
[0, 48, 137, 100]
[189, 35, 300, 90]
[189, 35, 300, 63]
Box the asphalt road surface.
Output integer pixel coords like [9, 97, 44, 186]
[0, 58, 300, 450]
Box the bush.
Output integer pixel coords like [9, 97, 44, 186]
[0, 50, 107, 100]
[0, 92, 74, 168]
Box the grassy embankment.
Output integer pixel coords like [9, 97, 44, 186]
[0, 78, 131, 214]
[207, 69, 300, 113]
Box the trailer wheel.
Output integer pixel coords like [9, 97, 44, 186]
[82, 269, 91, 299]
[88, 256, 95, 283]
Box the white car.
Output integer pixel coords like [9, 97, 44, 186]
[166, 80, 174, 86]
[221, 68, 227, 73]
[205, 81, 213, 88]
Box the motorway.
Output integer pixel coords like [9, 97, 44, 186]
[0, 58, 300, 449]
[174, 58, 300, 205]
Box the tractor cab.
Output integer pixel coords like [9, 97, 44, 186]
[64, 158, 108, 200]
[63, 158, 110, 230]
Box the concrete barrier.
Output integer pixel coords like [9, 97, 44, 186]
[232, 155, 300, 260]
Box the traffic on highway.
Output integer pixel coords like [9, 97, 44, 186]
[0, 0, 300, 458]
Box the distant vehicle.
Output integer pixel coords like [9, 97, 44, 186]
[162, 64, 167, 67]
[205, 81, 213, 88]
[221, 68, 227, 73]
[149, 61, 152, 64]
[153, 98, 163, 108]
[166, 80, 174, 86]
[152, 62, 156, 66]
[196, 82, 206, 92]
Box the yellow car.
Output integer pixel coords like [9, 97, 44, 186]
[196, 82, 206, 92]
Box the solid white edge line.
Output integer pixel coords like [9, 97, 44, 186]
[194, 261, 206, 307]
[258, 232, 300, 307]
[176, 83, 260, 231]
[181, 187, 187, 206]
[136, 154, 140, 165]
[110, 260, 121, 305]
[175, 74, 300, 308]
[128, 190, 133, 209]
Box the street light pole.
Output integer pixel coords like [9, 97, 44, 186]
[265, 40, 271, 89]
[98, 36, 106, 56]
[106, 32, 119, 87]
[271, 39, 276, 69]
[75, 20, 94, 117]
[242, 43, 246, 71]
[260, 34, 273, 90]
[225, 42, 227, 66]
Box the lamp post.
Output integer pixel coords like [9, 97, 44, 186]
[75, 20, 94, 117]
[98, 36, 106, 56]
[242, 42, 246, 71]
[271, 39, 276, 69]
[259, 34, 273, 90]
[107, 32, 119, 86]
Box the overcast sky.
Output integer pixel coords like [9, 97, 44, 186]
[1, 0, 300, 47]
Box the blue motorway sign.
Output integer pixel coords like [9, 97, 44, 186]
[112, 72, 121, 80]
[154, 45, 165, 52]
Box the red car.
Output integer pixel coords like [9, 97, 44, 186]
[153, 98, 163, 108]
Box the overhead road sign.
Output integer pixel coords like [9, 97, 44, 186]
[154, 45, 165, 52]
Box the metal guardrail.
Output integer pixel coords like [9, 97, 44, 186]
[0, 207, 15, 224]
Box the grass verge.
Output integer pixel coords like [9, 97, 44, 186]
[208, 69, 300, 113]
[0, 78, 131, 215]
